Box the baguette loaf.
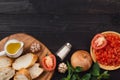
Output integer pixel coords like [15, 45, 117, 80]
[0, 67, 15, 80]
[28, 63, 44, 79]
[0, 56, 13, 68]
[12, 53, 38, 70]
[14, 68, 32, 80]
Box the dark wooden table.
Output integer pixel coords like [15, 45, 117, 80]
[0, 0, 120, 80]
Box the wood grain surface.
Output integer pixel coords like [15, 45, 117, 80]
[0, 0, 119, 80]
[0, 33, 54, 80]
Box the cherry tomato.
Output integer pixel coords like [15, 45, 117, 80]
[41, 54, 56, 71]
[91, 34, 107, 50]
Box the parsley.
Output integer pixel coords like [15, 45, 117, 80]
[61, 62, 110, 80]
[91, 62, 100, 76]
[62, 61, 82, 80]
[91, 63, 110, 80]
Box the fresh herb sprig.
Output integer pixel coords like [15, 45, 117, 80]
[62, 62, 110, 80]
[62, 61, 82, 80]
[91, 63, 110, 80]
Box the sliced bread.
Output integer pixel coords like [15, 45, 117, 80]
[14, 68, 32, 80]
[0, 56, 13, 68]
[12, 53, 38, 70]
[28, 63, 44, 79]
[0, 67, 15, 80]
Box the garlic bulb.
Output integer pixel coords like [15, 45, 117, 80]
[30, 42, 41, 53]
[58, 62, 68, 73]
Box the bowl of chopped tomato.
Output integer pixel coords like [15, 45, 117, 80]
[90, 31, 120, 70]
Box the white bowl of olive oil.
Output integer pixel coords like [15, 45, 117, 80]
[0, 39, 24, 58]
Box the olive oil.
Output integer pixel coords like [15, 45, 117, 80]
[7, 43, 21, 54]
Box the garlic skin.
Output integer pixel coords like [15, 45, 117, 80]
[58, 62, 68, 73]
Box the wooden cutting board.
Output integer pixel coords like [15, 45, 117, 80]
[0, 33, 54, 80]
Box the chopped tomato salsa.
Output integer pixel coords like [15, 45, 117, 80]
[94, 33, 120, 66]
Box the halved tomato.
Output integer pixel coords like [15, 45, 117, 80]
[41, 54, 56, 71]
[91, 34, 107, 50]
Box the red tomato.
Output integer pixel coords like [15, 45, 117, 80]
[41, 54, 56, 71]
[91, 34, 107, 50]
[94, 32, 120, 66]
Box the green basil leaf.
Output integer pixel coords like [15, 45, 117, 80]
[81, 73, 91, 80]
[75, 66, 83, 73]
[91, 63, 100, 76]
[61, 78, 69, 80]
[97, 71, 110, 79]
[71, 74, 81, 80]
[71, 74, 77, 80]
[102, 71, 110, 79]
[91, 76, 97, 80]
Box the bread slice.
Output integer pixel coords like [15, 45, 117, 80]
[0, 67, 15, 80]
[12, 53, 38, 70]
[90, 31, 120, 70]
[28, 63, 44, 79]
[0, 56, 13, 68]
[14, 68, 32, 80]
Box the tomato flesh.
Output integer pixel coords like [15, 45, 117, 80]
[94, 33, 120, 66]
[45, 56, 54, 68]
[92, 34, 107, 50]
[42, 54, 56, 71]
